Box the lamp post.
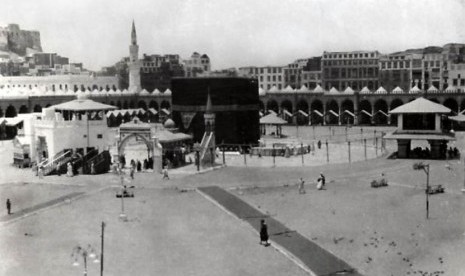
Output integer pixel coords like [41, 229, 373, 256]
[116, 168, 127, 221]
[71, 244, 100, 276]
[193, 142, 201, 171]
[413, 162, 430, 219]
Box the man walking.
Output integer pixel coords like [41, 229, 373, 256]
[162, 166, 169, 180]
[6, 199, 11, 215]
[260, 219, 270, 246]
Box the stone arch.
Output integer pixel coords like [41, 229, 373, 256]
[461, 99, 465, 113]
[149, 100, 159, 110]
[326, 99, 339, 125]
[129, 100, 135, 109]
[340, 99, 354, 125]
[359, 99, 372, 125]
[123, 101, 129, 109]
[5, 105, 17, 117]
[266, 99, 279, 113]
[280, 99, 293, 113]
[443, 98, 459, 114]
[390, 98, 403, 125]
[259, 100, 265, 112]
[18, 105, 28, 114]
[34, 105, 42, 113]
[118, 133, 153, 158]
[373, 99, 388, 125]
[296, 99, 309, 125]
[310, 99, 324, 125]
[138, 100, 147, 110]
[160, 100, 171, 110]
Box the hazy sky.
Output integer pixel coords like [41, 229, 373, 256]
[1, 0, 464, 70]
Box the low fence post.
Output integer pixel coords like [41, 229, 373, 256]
[301, 142, 304, 166]
[375, 137, 378, 156]
[348, 141, 351, 163]
[243, 146, 247, 166]
[272, 144, 276, 167]
[222, 147, 225, 165]
[364, 139, 367, 160]
[326, 140, 329, 163]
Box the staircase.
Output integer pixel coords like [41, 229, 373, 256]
[41, 150, 72, 176]
[199, 132, 215, 165]
[82, 150, 111, 174]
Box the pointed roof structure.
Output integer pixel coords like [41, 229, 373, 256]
[343, 87, 354, 94]
[299, 85, 310, 92]
[268, 85, 279, 92]
[51, 94, 117, 111]
[409, 85, 421, 94]
[312, 84, 324, 93]
[131, 20, 137, 45]
[375, 86, 387, 94]
[360, 86, 371, 94]
[427, 85, 439, 93]
[392, 86, 404, 94]
[389, 97, 451, 114]
[328, 87, 340, 94]
[205, 92, 212, 114]
[258, 87, 266, 96]
[259, 113, 287, 125]
[283, 85, 294, 92]
[445, 85, 457, 93]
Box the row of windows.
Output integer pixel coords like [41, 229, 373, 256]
[323, 68, 379, 79]
[381, 61, 411, 69]
[248, 67, 283, 74]
[323, 59, 377, 66]
[452, 77, 465, 86]
[259, 75, 283, 82]
[323, 52, 377, 59]
[260, 84, 283, 90]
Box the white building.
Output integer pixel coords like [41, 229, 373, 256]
[14, 94, 116, 168]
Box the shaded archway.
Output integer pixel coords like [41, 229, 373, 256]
[117, 101, 122, 109]
[149, 100, 159, 110]
[19, 105, 28, 114]
[280, 99, 293, 123]
[325, 100, 339, 125]
[5, 105, 17, 118]
[359, 100, 372, 125]
[310, 100, 324, 125]
[389, 99, 404, 125]
[340, 99, 354, 125]
[138, 100, 147, 110]
[129, 100, 135, 109]
[259, 101, 265, 112]
[443, 98, 458, 114]
[266, 99, 279, 114]
[33, 104, 42, 113]
[123, 101, 129, 109]
[160, 100, 171, 110]
[373, 99, 388, 125]
[0, 107, 3, 117]
[296, 99, 309, 125]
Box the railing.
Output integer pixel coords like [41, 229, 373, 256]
[83, 150, 111, 174]
[42, 150, 72, 176]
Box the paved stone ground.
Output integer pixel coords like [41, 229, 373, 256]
[198, 186, 362, 276]
[1, 127, 465, 275]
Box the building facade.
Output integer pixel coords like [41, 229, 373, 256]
[238, 66, 284, 90]
[322, 51, 380, 91]
[184, 52, 210, 77]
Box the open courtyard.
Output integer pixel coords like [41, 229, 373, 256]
[1, 126, 465, 275]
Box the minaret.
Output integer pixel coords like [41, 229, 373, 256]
[204, 91, 215, 134]
[128, 20, 141, 92]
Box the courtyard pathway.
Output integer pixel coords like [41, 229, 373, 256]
[198, 186, 363, 276]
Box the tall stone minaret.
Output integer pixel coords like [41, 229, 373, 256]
[128, 20, 141, 92]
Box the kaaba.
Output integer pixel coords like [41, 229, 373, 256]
[171, 77, 260, 146]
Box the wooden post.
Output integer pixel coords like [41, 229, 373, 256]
[348, 141, 351, 163]
[364, 139, 367, 160]
[326, 140, 329, 163]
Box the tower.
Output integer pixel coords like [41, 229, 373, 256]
[128, 20, 141, 92]
[204, 91, 215, 135]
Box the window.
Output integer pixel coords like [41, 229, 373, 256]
[453, 79, 458, 86]
[461, 79, 465, 86]
[260, 76, 263, 82]
[272, 75, 276, 81]
[97, 134, 103, 139]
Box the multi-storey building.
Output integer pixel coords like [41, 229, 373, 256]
[321, 51, 380, 91]
[449, 63, 465, 90]
[378, 50, 423, 92]
[238, 66, 284, 90]
[283, 58, 311, 88]
[301, 56, 322, 89]
[184, 52, 210, 77]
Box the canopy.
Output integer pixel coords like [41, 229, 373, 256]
[448, 114, 465, 122]
[312, 84, 324, 93]
[259, 113, 287, 125]
[390, 97, 451, 114]
[51, 98, 116, 111]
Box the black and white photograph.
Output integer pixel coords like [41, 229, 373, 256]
[1, 0, 465, 275]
